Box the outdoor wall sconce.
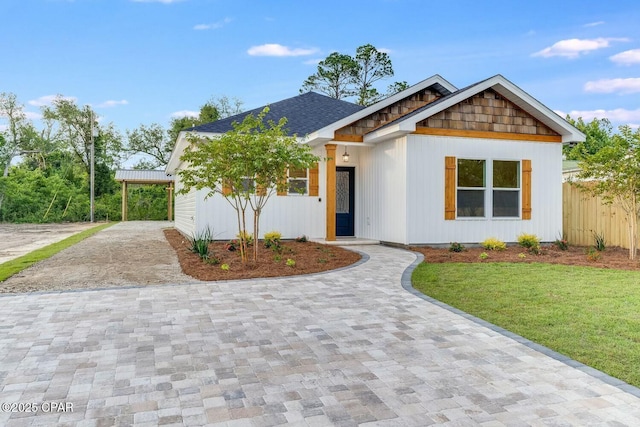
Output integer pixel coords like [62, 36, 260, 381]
[342, 148, 350, 163]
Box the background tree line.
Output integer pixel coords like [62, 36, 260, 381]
[0, 91, 243, 223]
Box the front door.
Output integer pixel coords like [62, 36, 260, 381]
[336, 167, 355, 236]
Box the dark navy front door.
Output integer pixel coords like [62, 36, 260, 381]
[336, 167, 355, 236]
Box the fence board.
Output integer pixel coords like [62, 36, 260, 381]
[563, 182, 631, 248]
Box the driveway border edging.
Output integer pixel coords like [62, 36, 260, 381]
[400, 250, 640, 398]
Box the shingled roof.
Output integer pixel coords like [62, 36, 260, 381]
[188, 92, 365, 137]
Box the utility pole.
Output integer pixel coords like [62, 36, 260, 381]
[90, 111, 95, 223]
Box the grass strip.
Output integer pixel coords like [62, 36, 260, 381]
[412, 262, 640, 388]
[0, 222, 114, 282]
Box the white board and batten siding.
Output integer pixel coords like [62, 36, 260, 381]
[355, 138, 408, 244]
[174, 173, 197, 237]
[189, 146, 327, 240]
[406, 134, 563, 245]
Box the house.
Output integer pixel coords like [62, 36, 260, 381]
[166, 74, 585, 245]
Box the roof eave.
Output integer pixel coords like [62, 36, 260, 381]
[363, 122, 415, 144]
[165, 130, 223, 174]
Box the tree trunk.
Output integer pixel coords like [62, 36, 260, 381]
[240, 205, 248, 263]
[629, 196, 638, 260]
[253, 207, 260, 262]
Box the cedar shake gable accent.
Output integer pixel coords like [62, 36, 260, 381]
[416, 89, 560, 137]
[363, 75, 585, 145]
[334, 86, 446, 141]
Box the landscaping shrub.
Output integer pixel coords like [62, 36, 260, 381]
[586, 247, 601, 262]
[236, 231, 254, 246]
[449, 242, 466, 253]
[189, 228, 213, 260]
[593, 231, 606, 251]
[554, 236, 569, 251]
[264, 230, 282, 250]
[295, 235, 308, 243]
[517, 233, 540, 249]
[479, 252, 489, 260]
[481, 237, 506, 251]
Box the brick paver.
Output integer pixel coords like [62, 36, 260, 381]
[1, 222, 640, 425]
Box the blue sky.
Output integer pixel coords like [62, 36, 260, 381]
[2, 0, 640, 141]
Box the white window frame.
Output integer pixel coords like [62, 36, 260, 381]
[287, 167, 308, 195]
[456, 158, 522, 220]
[492, 159, 521, 219]
[456, 158, 486, 218]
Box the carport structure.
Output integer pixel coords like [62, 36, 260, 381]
[114, 170, 175, 221]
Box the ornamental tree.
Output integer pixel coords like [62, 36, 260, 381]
[178, 107, 321, 263]
[576, 125, 640, 259]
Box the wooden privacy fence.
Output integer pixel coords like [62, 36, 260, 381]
[563, 182, 632, 248]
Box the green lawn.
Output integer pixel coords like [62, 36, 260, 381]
[412, 262, 640, 388]
[0, 222, 114, 282]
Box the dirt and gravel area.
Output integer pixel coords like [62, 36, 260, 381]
[0, 222, 97, 264]
[0, 221, 199, 294]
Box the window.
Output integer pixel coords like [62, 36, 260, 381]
[445, 157, 530, 221]
[288, 167, 308, 195]
[493, 160, 520, 217]
[457, 159, 485, 217]
[240, 177, 255, 193]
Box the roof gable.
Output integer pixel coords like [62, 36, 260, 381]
[416, 88, 560, 137]
[189, 92, 364, 137]
[365, 75, 585, 144]
[307, 74, 458, 143]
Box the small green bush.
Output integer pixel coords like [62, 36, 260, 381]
[481, 237, 506, 251]
[554, 237, 569, 251]
[585, 247, 601, 262]
[264, 230, 282, 250]
[517, 233, 540, 249]
[479, 252, 489, 260]
[190, 228, 213, 260]
[236, 231, 254, 246]
[449, 242, 466, 253]
[286, 258, 296, 267]
[295, 235, 308, 243]
[220, 263, 230, 271]
[593, 231, 606, 251]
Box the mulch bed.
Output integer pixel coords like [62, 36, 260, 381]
[164, 228, 361, 281]
[412, 244, 640, 271]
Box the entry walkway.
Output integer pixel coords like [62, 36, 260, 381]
[1, 223, 639, 425]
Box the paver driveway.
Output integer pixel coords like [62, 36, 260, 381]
[1, 222, 640, 426]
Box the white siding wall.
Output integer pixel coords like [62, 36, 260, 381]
[356, 138, 408, 244]
[406, 134, 563, 244]
[174, 173, 196, 237]
[194, 146, 327, 240]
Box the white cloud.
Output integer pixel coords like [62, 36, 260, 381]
[610, 49, 640, 65]
[532, 37, 628, 59]
[557, 108, 640, 123]
[378, 48, 393, 54]
[96, 100, 129, 108]
[24, 111, 43, 120]
[584, 21, 605, 27]
[170, 110, 199, 119]
[303, 58, 322, 65]
[0, 124, 7, 132]
[28, 94, 77, 107]
[194, 17, 231, 31]
[584, 78, 640, 94]
[247, 44, 317, 57]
